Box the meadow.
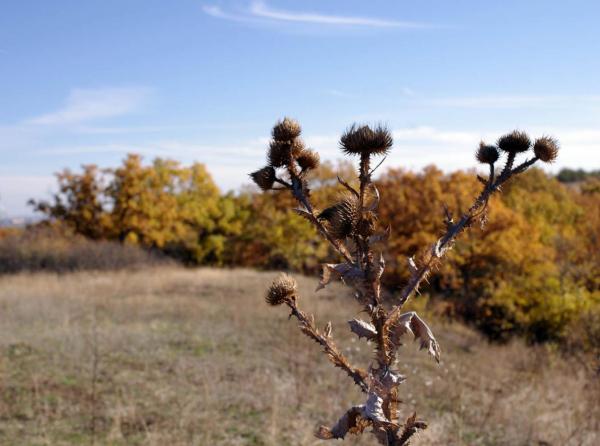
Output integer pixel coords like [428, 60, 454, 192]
[0, 267, 597, 445]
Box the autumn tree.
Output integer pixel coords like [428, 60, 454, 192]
[30, 164, 110, 239]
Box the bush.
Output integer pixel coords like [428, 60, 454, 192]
[0, 225, 168, 274]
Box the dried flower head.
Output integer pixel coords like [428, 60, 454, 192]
[533, 136, 559, 163]
[268, 141, 291, 167]
[497, 130, 531, 154]
[357, 213, 376, 237]
[340, 124, 393, 156]
[250, 166, 276, 191]
[266, 273, 297, 306]
[272, 117, 302, 141]
[268, 139, 305, 167]
[318, 196, 360, 240]
[296, 149, 320, 171]
[476, 142, 500, 164]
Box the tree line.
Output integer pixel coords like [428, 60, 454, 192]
[29, 154, 600, 345]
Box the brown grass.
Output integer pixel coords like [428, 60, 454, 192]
[0, 267, 597, 445]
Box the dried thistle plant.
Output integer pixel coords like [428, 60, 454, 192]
[250, 118, 559, 445]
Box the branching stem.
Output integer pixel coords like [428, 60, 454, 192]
[285, 297, 369, 393]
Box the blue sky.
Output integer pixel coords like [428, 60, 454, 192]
[1, 0, 600, 216]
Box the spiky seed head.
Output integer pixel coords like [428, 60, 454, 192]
[296, 149, 320, 171]
[291, 138, 305, 157]
[266, 273, 297, 306]
[250, 166, 276, 191]
[318, 196, 360, 240]
[340, 124, 393, 156]
[497, 130, 531, 154]
[533, 136, 559, 163]
[272, 117, 302, 141]
[476, 142, 500, 164]
[268, 140, 290, 167]
[357, 213, 376, 237]
[268, 139, 306, 167]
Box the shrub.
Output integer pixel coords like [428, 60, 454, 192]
[0, 225, 167, 274]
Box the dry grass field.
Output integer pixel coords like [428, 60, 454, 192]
[0, 267, 597, 445]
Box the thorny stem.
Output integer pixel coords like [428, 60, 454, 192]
[390, 156, 540, 317]
[285, 297, 369, 393]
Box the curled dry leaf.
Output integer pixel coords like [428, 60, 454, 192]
[379, 369, 406, 392]
[348, 319, 377, 341]
[315, 406, 369, 440]
[365, 392, 389, 424]
[390, 311, 441, 363]
[316, 263, 366, 292]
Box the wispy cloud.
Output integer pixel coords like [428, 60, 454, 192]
[203, 1, 432, 29]
[27, 87, 152, 125]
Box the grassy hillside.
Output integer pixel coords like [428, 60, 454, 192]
[0, 267, 597, 445]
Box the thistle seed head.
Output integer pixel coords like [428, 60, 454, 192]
[272, 117, 302, 141]
[497, 130, 531, 154]
[268, 141, 291, 167]
[340, 124, 393, 156]
[296, 149, 320, 171]
[268, 139, 305, 167]
[291, 138, 305, 157]
[533, 136, 559, 163]
[476, 142, 500, 164]
[318, 195, 360, 240]
[357, 213, 376, 237]
[266, 273, 297, 306]
[250, 166, 276, 191]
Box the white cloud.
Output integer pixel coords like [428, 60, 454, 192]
[0, 174, 55, 217]
[27, 87, 152, 125]
[3, 125, 599, 216]
[428, 95, 600, 109]
[203, 1, 432, 29]
[248, 1, 427, 28]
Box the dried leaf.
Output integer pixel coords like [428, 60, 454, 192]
[390, 311, 441, 363]
[379, 369, 406, 391]
[365, 392, 388, 423]
[316, 263, 365, 292]
[316, 406, 367, 439]
[348, 319, 377, 341]
[366, 184, 380, 211]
